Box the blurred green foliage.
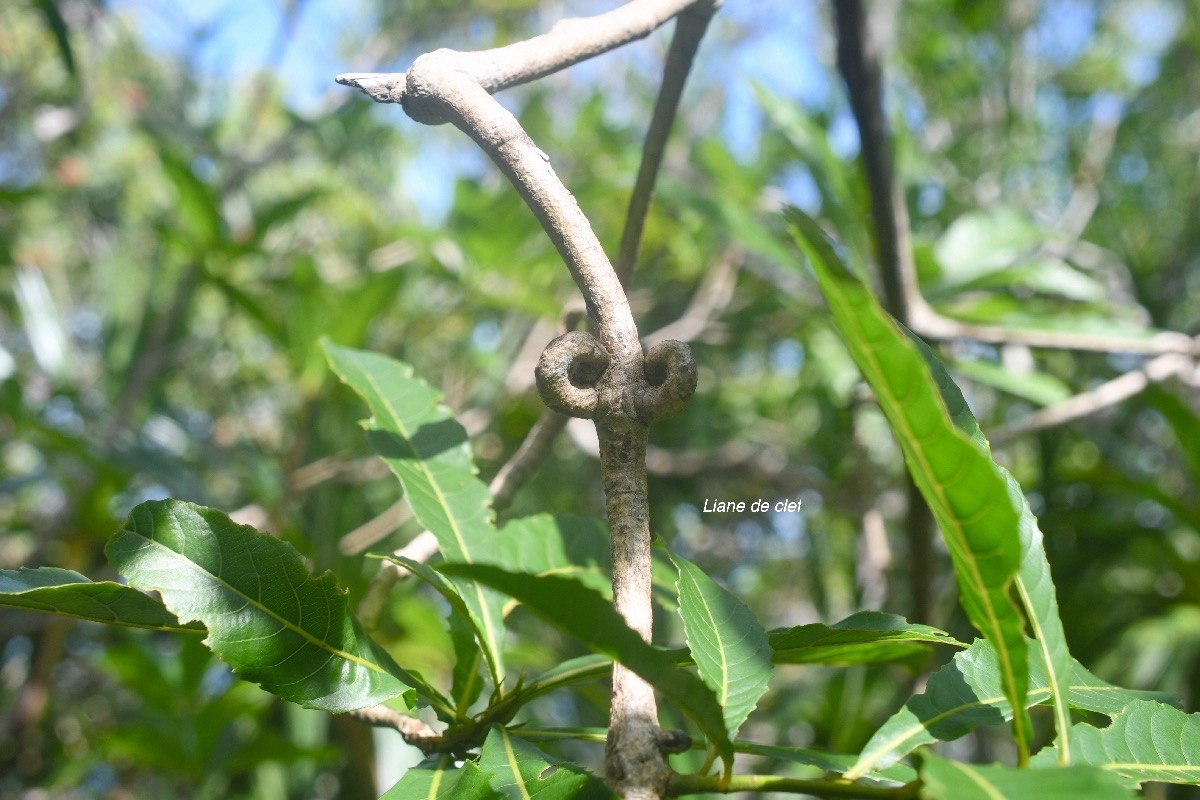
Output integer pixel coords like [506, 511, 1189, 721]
[1, 0, 1198, 797]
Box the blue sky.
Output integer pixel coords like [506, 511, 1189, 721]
[105, 0, 1153, 223]
[109, 0, 361, 111]
[107, 0, 830, 218]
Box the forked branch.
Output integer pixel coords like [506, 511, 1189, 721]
[339, 2, 716, 796]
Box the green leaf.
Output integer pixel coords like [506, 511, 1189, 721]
[769, 611, 964, 665]
[105, 500, 414, 713]
[920, 751, 1136, 800]
[849, 639, 1011, 778]
[670, 553, 772, 738]
[738, 742, 915, 785]
[932, 207, 1048, 286]
[1032, 701, 1200, 787]
[848, 639, 1174, 779]
[496, 514, 612, 596]
[34, 0, 76, 76]
[381, 757, 502, 800]
[438, 563, 733, 765]
[1062, 662, 1179, 715]
[502, 613, 962, 714]
[479, 726, 613, 799]
[376, 555, 482, 718]
[158, 147, 223, 247]
[787, 208, 1031, 757]
[501, 654, 614, 712]
[0, 567, 203, 633]
[910, 330, 1076, 763]
[949, 358, 1072, 407]
[324, 342, 507, 688]
[448, 609, 486, 715]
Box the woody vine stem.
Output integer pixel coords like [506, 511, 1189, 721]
[338, 1, 718, 797]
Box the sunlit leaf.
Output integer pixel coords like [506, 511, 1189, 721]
[496, 514, 612, 596]
[932, 207, 1047, 286]
[671, 553, 772, 738]
[769, 611, 963, 665]
[787, 208, 1031, 758]
[920, 750, 1135, 800]
[850, 639, 1010, 777]
[949, 358, 1072, 407]
[380, 756, 501, 800]
[1062, 662, 1179, 715]
[0, 567, 203, 633]
[439, 563, 733, 765]
[848, 639, 1174, 778]
[106, 500, 415, 712]
[739, 742, 915, 785]
[1032, 700, 1200, 787]
[479, 726, 612, 799]
[910, 330, 1075, 763]
[325, 341, 507, 688]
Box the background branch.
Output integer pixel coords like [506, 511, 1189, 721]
[989, 353, 1197, 444]
[834, 0, 934, 624]
[489, 411, 570, 510]
[338, 0, 705, 104]
[642, 245, 741, 349]
[616, 1, 721, 285]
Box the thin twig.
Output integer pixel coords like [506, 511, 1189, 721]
[289, 455, 389, 491]
[489, 411, 570, 511]
[641, 244, 740, 349]
[616, 1, 721, 285]
[1054, 99, 1118, 242]
[909, 306, 1199, 357]
[834, 0, 935, 625]
[990, 353, 1197, 444]
[338, 0, 706, 104]
[834, 1, 914, 322]
[339, 499, 411, 556]
[830, 4, 1197, 362]
[346, 705, 441, 753]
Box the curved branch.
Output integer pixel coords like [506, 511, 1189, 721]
[616, 1, 721, 284]
[405, 53, 640, 361]
[338, 0, 704, 101]
[339, 5, 714, 795]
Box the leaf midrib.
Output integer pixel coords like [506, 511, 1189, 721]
[499, 727, 535, 800]
[355, 365, 504, 679]
[820, 277, 1025, 760]
[683, 569, 731, 707]
[120, 526, 386, 676]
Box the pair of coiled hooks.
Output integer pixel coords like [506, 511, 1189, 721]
[535, 331, 698, 423]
